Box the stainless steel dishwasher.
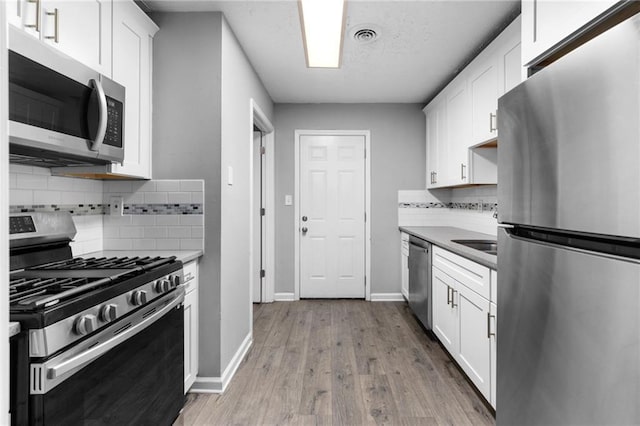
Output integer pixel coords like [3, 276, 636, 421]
[408, 236, 432, 331]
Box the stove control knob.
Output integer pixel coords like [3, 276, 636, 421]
[74, 314, 98, 336]
[131, 290, 148, 306]
[170, 275, 181, 287]
[100, 304, 118, 322]
[154, 279, 171, 293]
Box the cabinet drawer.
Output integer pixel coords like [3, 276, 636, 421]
[432, 246, 491, 300]
[183, 260, 198, 294]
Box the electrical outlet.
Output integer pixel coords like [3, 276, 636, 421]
[110, 196, 123, 216]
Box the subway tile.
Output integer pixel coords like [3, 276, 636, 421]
[124, 192, 145, 204]
[191, 192, 204, 204]
[33, 190, 61, 205]
[144, 192, 168, 204]
[10, 189, 33, 205]
[180, 215, 203, 226]
[167, 192, 191, 204]
[104, 181, 131, 193]
[10, 164, 33, 174]
[85, 192, 103, 205]
[104, 239, 133, 250]
[132, 181, 156, 193]
[16, 173, 48, 189]
[180, 180, 204, 192]
[72, 178, 94, 192]
[156, 216, 180, 226]
[130, 215, 156, 226]
[60, 192, 85, 204]
[156, 239, 181, 250]
[132, 239, 157, 250]
[168, 227, 191, 239]
[156, 180, 181, 192]
[123, 226, 145, 238]
[180, 238, 204, 250]
[191, 226, 204, 239]
[31, 166, 51, 176]
[104, 215, 132, 227]
[144, 226, 168, 238]
[48, 176, 74, 191]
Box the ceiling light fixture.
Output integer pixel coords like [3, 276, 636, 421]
[299, 0, 346, 68]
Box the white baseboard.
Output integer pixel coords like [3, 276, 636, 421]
[370, 292, 405, 302]
[189, 332, 252, 394]
[274, 292, 295, 301]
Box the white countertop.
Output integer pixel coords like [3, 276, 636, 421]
[399, 226, 497, 270]
[82, 250, 203, 264]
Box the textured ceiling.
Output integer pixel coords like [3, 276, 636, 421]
[141, 0, 521, 103]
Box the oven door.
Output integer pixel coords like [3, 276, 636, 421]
[29, 291, 185, 426]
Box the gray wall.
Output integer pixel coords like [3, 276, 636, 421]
[274, 104, 426, 295]
[219, 18, 274, 369]
[152, 12, 223, 377]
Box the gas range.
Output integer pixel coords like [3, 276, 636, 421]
[9, 212, 185, 425]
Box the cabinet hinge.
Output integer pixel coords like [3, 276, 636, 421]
[260, 208, 265, 216]
[260, 269, 266, 278]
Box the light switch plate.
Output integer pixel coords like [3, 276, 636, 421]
[285, 195, 292, 206]
[109, 196, 123, 216]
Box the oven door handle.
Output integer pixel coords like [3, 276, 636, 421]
[47, 290, 184, 380]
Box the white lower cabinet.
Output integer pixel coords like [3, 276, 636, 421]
[432, 247, 497, 408]
[183, 259, 199, 393]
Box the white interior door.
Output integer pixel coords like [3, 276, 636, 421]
[299, 134, 366, 298]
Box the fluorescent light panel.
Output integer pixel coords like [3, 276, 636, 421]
[299, 0, 345, 68]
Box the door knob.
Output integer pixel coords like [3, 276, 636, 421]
[302, 216, 308, 222]
[301, 227, 308, 233]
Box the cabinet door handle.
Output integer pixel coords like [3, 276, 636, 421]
[461, 163, 466, 180]
[45, 8, 59, 43]
[487, 312, 496, 338]
[446, 286, 451, 306]
[434, 172, 437, 184]
[451, 289, 458, 308]
[489, 112, 497, 133]
[25, 0, 41, 31]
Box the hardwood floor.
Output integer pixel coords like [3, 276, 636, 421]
[174, 300, 495, 425]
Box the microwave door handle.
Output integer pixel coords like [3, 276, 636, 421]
[89, 78, 107, 152]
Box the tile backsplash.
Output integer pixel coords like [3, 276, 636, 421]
[9, 165, 205, 255]
[398, 187, 498, 236]
[103, 180, 204, 251]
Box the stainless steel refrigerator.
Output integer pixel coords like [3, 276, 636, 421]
[496, 13, 640, 426]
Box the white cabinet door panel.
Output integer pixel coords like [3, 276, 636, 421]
[432, 268, 458, 353]
[470, 59, 498, 145]
[457, 285, 491, 400]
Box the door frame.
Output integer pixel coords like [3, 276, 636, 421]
[293, 129, 372, 301]
[249, 99, 275, 304]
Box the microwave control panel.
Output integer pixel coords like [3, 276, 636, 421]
[105, 97, 123, 148]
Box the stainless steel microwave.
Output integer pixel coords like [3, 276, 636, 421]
[8, 27, 125, 167]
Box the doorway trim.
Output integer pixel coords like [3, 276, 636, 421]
[293, 129, 372, 301]
[250, 99, 275, 305]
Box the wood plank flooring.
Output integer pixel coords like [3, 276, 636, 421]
[174, 300, 495, 426]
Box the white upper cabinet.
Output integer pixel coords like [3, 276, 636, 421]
[445, 76, 470, 186]
[521, 0, 619, 67]
[7, 0, 112, 76]
[469, 54, 498, 146]
[424, 16, 521, 189]
[110, 0, 158, 179]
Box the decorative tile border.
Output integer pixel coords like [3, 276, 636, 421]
[10, 204, 107, 215]
[399, 202, 498, 212]
[123, 203, 203, 215]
